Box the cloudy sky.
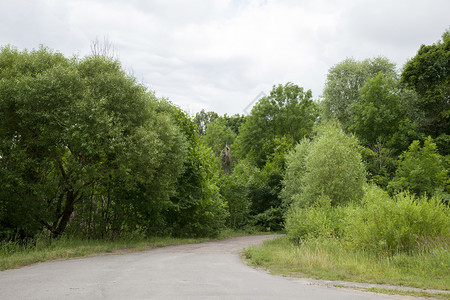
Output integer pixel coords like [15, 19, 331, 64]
[1, 0, 448, 115]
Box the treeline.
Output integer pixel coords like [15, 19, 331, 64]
[0, 46, 226, 240]
[196, 29, 449, 253]
[0, 29, 449, 247]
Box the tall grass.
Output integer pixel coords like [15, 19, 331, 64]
[244, 236, 450, 290]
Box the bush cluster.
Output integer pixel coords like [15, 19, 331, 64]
[286, 185, 450, 253]
[284, 122, 449, 254]
[345, 185, 450, 253]
[285, 196, 345, 241]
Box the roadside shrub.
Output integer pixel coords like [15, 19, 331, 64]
[345, 185, 450, 253]
[251, 207, 284, 232]
[285, 196, 346, 242]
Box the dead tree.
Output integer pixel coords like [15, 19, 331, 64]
[221, 144, 232, 174]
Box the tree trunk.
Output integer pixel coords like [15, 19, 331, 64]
[52, 190, 77, 238]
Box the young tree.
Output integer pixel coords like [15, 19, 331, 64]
[280, 138, 311, 208]
[167, 142, 228, 237]
[388, 137, 448, 198]
[283, 122, 366, 208]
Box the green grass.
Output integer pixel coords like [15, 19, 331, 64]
[0, 236, 211, 271]
[244, 236, 450, 291]
[0, 229, 271, 271]
[346, 287, 450, 300]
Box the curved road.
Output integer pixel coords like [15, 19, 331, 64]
[0, 235, 406, 299]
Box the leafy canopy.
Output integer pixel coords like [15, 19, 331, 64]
[282, 122, 366, 208]
[234, 82, 317, 167]
[322, 57, 396, 129]
[388, 137, 448, 198]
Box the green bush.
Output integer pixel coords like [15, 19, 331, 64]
[345, 185, 450, 253]
[282, 122, 366, 208]
[388, 137, 448, 198]
[285, 196, 346, 242]
[251, 207, 284, 232]
[280, 138, 311, 208]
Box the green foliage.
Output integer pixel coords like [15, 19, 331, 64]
[322, 57, 396, 129]
[284, 122, 366, 208]
[360, 141, 397, 188]
[248, 137, 292, 231]
[285, 196, 345, 241]
[345, 185, 450, 253]
[251, 207, 283, 232]
[350, 73, 404, 146]
[283, 122, 366, 241]
[167, 143, 228, 237]
[221, 113, 246, 135]
[388, 137, 448, 198]
[201, 117, 237, 156]
[194, 109, 219, 135]
[234, 82, 317, 167]
[218, 161, 257, 228]
[402, 29, 450, 148]
[280, 138, 311, 208]
[0, 46, 189, 239]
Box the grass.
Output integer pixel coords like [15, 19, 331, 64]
[0, 236, 210, 271]
[345, 287, 450, 300]
[244, 236, 450, 291]
[0, 229, 268, 271]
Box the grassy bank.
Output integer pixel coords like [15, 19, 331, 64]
[244, 236, 450, 291]
[0, 229, 264, 271]
[0, 236, 211, 271]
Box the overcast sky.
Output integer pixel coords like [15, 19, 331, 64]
[1, 0, 448, 115]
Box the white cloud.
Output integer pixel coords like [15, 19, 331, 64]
[0, 0, 448, 115]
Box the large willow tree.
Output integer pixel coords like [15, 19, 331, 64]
[0, 46, 187, 239]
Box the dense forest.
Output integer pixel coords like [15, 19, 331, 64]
[0, 29, 449, 254]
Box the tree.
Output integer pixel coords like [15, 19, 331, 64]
[0, 46, 188, 239]
[322, 57, 396, 130]
[350, 73, 405, 146]
[360, 140, 397, 188]
[167, 142, 228, 237]
[218, 160, 257, 228]
[194, 109, 219, 135]
[234, 82, 317, 167]
[388, 137, 448, 198]
[221, 114, 246, 135]
[402, 29, 450, 154]
[282, 122, 366, 208]
[280, 138, 311, 208]
[201, 118, 236, 156]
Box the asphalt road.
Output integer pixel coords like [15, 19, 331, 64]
[0, 235, 407, 299]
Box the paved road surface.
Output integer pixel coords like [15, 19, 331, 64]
[0, 235, 409, 299]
